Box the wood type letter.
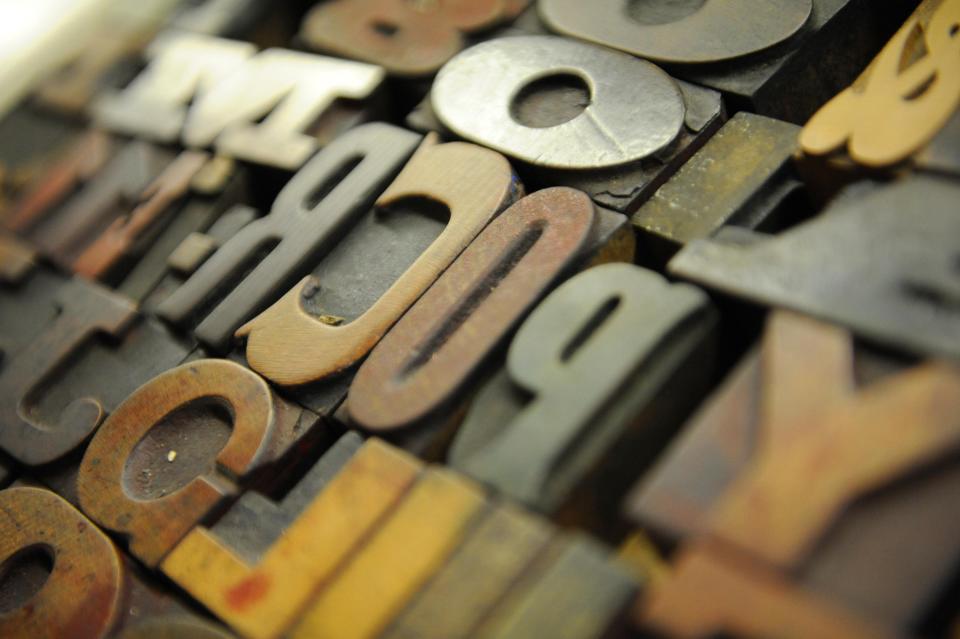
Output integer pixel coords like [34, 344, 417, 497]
[239, 135, 517, 386]
[156, 122, 421, 352]
[801, 0, 960, 167]
[78, 359, 319, 567]
[0, 279, 137, 465]
[162, 436, 421, 639]
[290, 468, 487, 639]
[348, 187, 595, 434]
[0, 487, 123, 639]
[449, 262, 715, 518]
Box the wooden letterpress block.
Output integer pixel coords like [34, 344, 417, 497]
[112, 156, 252, 302]
[626, 344, 766, 546]
[12, 140, 241, 307]
[639, 541, 891, 639]
[162, 435, 422, 639]
[449, 262, 717, 537]
[0, 270, 190, 473]
[7, 138, 176, 271]
[289, 468, 488, 639]
[0, 273, 134, 465]
[134, 200, 257, 312]
[382, 504, 554, 639]
[798, 0, 960, 198]
[0, 486, 232, 639]
[93, 32, 387, 170]
[632, 112, 808, 266]
[154, 124, 518, 421]
[347, 187, 633, 457]
[0, 238, 62, 359]
[0, 107, 87, 221]
[235, 133, 519, 398]
[473, 535, 638, 639]
[669, 176, 960, 360]
[76, 358, 322, 567]
[69, 151, 211, 282]
[299, 0, 530, 77]
[0, 262, 39, 489]
[2, 130, 115, 234]
[629, 311, 960, 631]
[153, 122, 422, 354]
[425, 35, 724, 214]
[541, 0, 920, 123]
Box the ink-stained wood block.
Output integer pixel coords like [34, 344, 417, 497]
[70, 151, 210, 282]
[0, 486, 123, 639]
[0, 274, 132, 465]
[237, 133, 518, 388]
[639, 541, 891, 639]
[0, 250, 63, 360]
[77, 358, 322, 567]
[627, 345, 764, 545]
[161, 435, 424, 639]
[154, 124, 519, 423]
[541, 0, 920, 123]
[136, 202, 258, 310]
[798, 0, 960, 198]
[347, 188, 633, 457]
[154, 123, 422, 354]
[629, 310, 960, 630]
[185, 433, 367, 569]
[632, 111, 806, 266]
[669, 176, 960, 361]
[289, 468, 488, 639]
[473, 535, 638, 639]
[9, 138, 177, 272]
[382, 504, 554, 639]
[0, 271, 190, 470]
[299, 0, 530, 77]
[14, 143, 240, 304]
[423, 35, 724, 214]
[624, 311, 912, 544]
[93, 32, 387, 170]
[0, 486, 233, 639]
[2, 130, 115, 235]
[0, 106, 87, 221]
[448, 263, 716, 537]
[114, 156, 252, 301]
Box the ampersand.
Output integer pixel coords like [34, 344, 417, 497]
[801, 0, 960, 167]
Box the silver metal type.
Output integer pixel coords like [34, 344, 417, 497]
[431, 35, 685, 170]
